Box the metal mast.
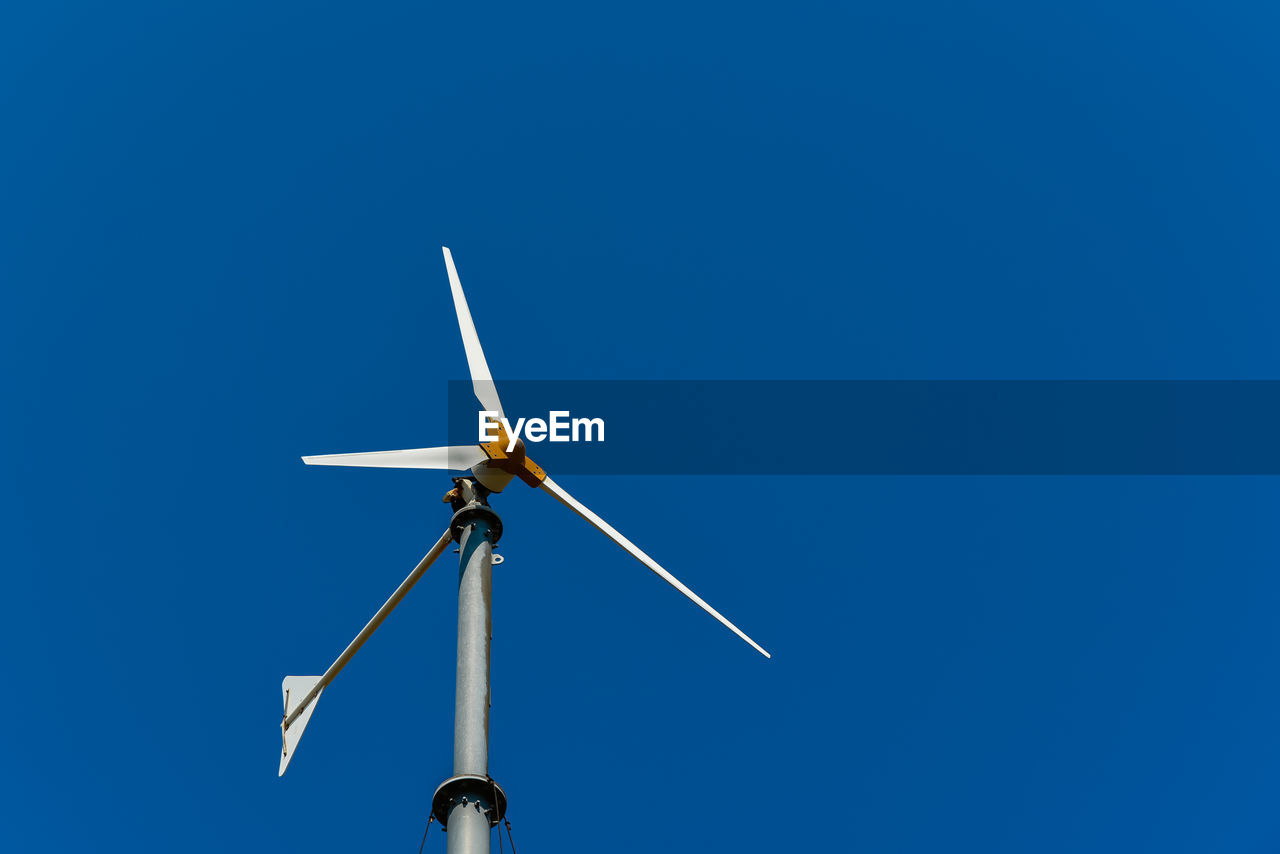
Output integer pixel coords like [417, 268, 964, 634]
[431, 478, 507, 854]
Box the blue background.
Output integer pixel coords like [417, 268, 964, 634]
[3, 1, 1279, 851]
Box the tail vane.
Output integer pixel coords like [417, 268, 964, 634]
[279, 675, 324, 776]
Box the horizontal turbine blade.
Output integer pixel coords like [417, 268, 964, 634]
[301, 446, 488, 470]
[539, 476, 770, 658]
[442, 247, 504, 419]
[279, 529, 454, 775]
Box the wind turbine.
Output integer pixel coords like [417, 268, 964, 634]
[280, 247, 769, 853]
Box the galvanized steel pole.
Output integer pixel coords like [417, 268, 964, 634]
[432, 479, 507, 854]
[447, 518, 494, 854]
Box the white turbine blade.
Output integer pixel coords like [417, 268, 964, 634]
[442, 246, 504, 419]
[301, 446, 488, 470]
[539, 476, 771, 658]
[278, 529, 454, 775]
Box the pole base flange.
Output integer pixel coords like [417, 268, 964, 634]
[431, 774, 507, 828]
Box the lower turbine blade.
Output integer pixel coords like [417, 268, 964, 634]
[301, 446, 488, 470]
[539, 476, 771, 658]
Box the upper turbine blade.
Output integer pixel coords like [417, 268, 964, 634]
[539, 476, 771, 658]
[442, 247, 504, 419]
[302, 446, 488, 470]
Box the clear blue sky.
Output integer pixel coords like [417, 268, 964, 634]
[3, 1, 1280, 851]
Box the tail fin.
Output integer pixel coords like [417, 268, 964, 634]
[279, 675, 323, 776]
